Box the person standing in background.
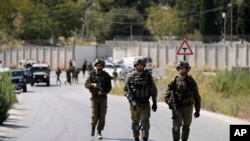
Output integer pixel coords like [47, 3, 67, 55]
[82, 59, 87, 77]
[56, 67, 62, 85]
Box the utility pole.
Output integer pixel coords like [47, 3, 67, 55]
[230, 0, 233, 42]
[130, 24, 133, 40]
[222, 12, 226, 45]
[83, 3, 95, 42]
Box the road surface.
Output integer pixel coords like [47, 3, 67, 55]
[0, 72, 249, 141]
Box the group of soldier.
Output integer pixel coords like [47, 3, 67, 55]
[55, 60, 81, 85]
[84, 58, 201, 141]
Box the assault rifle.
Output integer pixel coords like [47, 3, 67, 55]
[126, 84, 137, 110]
[97, 79, 105, 92]
[170, 90, 178, 119]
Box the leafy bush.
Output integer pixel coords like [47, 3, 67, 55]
[0, 72, 15, 124]
[210, 69, 250, 97]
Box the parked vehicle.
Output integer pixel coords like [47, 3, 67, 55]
[117, 56, 153, 74]
[118, 67, 134, 80]
[31, 63, 50, 86]
[10, 69, 27, 92]
[18, 59, 37, 70]
[103, 62, 114, 77]
[113, 63, 125, 77]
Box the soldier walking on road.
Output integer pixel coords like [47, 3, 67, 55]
[112, 68, 118, 85]
[165, 61, 201, 141]
[82, 59, 87, 77]
[65, 68, 72, 85]
[85, 58, 112, 140]
[56, 67, 62, 85]
[123, 58, 158, 141]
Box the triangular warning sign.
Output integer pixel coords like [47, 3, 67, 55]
[177, 39, 193, 55]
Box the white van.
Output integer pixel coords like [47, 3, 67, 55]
[18, 60, 37, 70]
[118, 56, 153, 73]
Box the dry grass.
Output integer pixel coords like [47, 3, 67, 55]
[110, 68, 250, 122]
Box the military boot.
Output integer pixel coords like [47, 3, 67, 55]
[91, 126, 95, 136]
[97, 130, 103, 139]
[182, 139, 187, 141]
[174, 139, 179, 141]
[134, 137, 139, 141]
[143, 137, 148, 141]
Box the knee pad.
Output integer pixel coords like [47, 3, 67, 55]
[141, 121, 150, 131]
[182, 125, 190, 132]
[132, 123, 140, 131]
[173, 125, 180, 133]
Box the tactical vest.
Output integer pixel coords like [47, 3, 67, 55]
[174, 75, 195, 104]
[130, 71, 151, 104]
[90, 71, 107, 95]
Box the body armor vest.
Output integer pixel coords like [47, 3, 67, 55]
[172, 76, 195, 105]
[131, 73, 151, 103]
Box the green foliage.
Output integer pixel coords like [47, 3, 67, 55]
[236, 0, 250, 41]
[0, 72, 15, 124]
[210, 69, 250, 97]
[175, 0, 200, 34]
[145, 7, 181, 38]
[1, 0, 250, 44]
[93, 7, 149, 43]
[199, 0, 220, 43]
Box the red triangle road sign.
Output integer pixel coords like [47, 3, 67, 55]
[177, 39, 193, 55]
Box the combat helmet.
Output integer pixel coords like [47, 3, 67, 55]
[94, 58, 105, 67]
[176, 61, 191, 71]
[133, 57, 146, 67]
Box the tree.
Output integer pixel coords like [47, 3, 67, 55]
[199, 0, 220, 43]
[90, 0, 158, 42]
[236, 0, 250, 41]
[175, 0, 200, 34]
[145, 6, 181, 39]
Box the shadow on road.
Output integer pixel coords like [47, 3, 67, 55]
[0, 123, 28, 129]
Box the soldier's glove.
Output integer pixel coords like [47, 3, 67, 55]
[194, 110, 200, 118]
[152, 101, 157, 112]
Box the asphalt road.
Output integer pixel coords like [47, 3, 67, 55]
[0, 72, 249, 141]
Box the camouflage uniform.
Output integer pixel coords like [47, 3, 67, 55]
[56, 67, 61, 84]
[124, 58, 157, 141]
[165, 61, 201, 141]
[65, 68, 71, 85]
[85, 58, 112, 139]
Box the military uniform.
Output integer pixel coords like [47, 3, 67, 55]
[65, 68, 71, 85]
[165, 61, 201, 141]
[56, 67, 61, 85]
[124, 58, 157, 141]
[85, 59, 112, 139]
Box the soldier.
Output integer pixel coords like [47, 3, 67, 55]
[123, 58, 157, 141]
[65, 68, 71, 85]
[112, 68, 118, 85]
[82, 59, 87, 77]
[165, 61, 201, 141]
[56, 67, 62, 85]
[85, 58, 112, 139]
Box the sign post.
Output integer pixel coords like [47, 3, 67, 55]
[176, 39, 193, 61]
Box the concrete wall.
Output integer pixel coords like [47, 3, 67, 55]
[1, 41, 250, 71]
[106, 40, 250, 70]
[0, 44, 112, 70]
